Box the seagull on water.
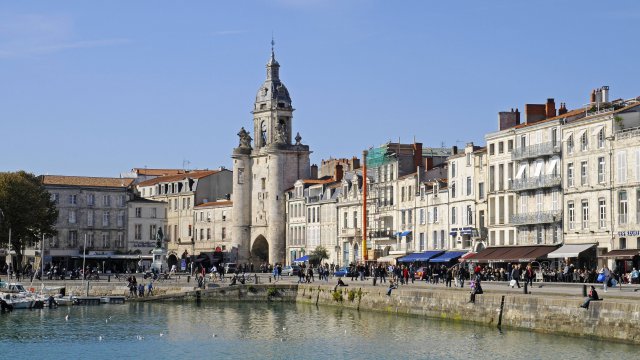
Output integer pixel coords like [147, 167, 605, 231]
[98, 336, 103, 341]
[65, 315, 69, 321]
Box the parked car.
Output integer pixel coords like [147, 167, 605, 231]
[334, 267, 356, 278]
[282, 265, 302, 276]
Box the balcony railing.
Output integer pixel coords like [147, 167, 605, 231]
[509, 175, 561, 191]
[367, 230, 396, 240]
[340, 228, 362, 237]
[510, 210, 562, 225]
[616, 126, 640, 140]
[512, 141, 561, 160]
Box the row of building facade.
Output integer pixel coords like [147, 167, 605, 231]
[9, 49, 640, 274]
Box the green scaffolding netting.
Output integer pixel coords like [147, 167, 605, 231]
[366, 144, 394, 168]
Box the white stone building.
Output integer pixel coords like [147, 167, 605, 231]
[136, 169, 232, 268]
[41, 175, 134, 269]
[192, 200, 233, 265]
[127, 196, 167, 257]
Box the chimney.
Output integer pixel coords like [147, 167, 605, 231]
[334, 164, 344, 182]
[594, 88, 602, 104]
[590, 89, 596, 103]
[413, 142, 422, 171]
[310, 164, 318, 179]
[558, 102, 568, 115]
[425, 157, 434, 171]
[351, 156, 361, 170]
[601, 86, 609, 103]
[498, 108, 521, 130]
[524, 103, 546, 124]
[545, 98, 556, 118]
[452, 146, 458, 155]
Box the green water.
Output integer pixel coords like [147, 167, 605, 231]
[0, 302, 636, 359]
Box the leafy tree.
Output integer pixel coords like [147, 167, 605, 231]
[0, 171, 58, 269]
[309, 245, 330, 266]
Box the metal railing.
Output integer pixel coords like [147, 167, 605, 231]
[512, 141, 561, 160]
[509, 175, 561, 191]
[510, 210, 562, 225]
[368, 230, 396, 239]
[616, 126, 640, 140]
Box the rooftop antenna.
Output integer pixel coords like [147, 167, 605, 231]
[182, 159, 191, 171]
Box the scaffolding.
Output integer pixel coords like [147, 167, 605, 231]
[366, 143, 395, 168]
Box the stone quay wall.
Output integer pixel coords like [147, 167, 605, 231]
[55, 282, 640, 343]
[294, 284, 640, 344]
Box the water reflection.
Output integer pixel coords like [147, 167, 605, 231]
[0, 302, 636, 359]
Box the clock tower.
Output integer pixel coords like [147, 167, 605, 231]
[231, 43, 311, 265]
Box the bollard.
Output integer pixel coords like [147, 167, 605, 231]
[108, 275, 111, 283]
[582, 284, 587, 297]
[523, 281, 528, 294]
[254, 274, 258, 284]
[187, 275, 191, 283]
[269, 276, 271, 283]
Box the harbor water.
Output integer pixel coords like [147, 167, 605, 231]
[0, 302, 637, 359]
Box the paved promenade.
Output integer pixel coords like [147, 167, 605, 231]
[15, 272, 640, 302]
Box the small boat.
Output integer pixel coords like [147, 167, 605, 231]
[1, 293, 35, 309]
[54, 295, 78, 307]
[0, 281, 45, 309]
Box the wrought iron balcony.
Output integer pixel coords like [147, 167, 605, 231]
[510, 210, 562, 225]
[509, 175, 561, 191]
[367, 230, 396, 240]
[511, 141, 561, 161]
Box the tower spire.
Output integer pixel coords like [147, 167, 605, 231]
[269, 34, 277, 65]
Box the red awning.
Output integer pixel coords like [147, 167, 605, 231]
[471, 245, 560, 263]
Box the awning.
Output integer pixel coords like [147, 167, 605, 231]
[71, 254, 153, 260]
[460, 227, 473, 235]
[376, 254, 404, 263]
[546, 158, 559, 175]
[400, 230, 412, 237]
[599, 249, 640, 259]
[547, 243, 596, 259]
[449, 231, 458, 236]
[515, 163, 527, 179]
[429, 251, 467, 263]
[459, 252, 476, 262]
[533, 161, 543, 177]
[471, 245, 560, 263]
[294, 255, 309, 262]
[397, 251, 444, 263]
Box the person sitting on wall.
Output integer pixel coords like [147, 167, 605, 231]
[337, 278, 348, 287]
[386, 279, 398, 296]
[580, 285, 599, 309]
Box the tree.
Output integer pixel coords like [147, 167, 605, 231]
[309, 245, 330, 266]
[0, 171, 58, 269]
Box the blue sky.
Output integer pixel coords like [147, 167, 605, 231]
[1, 0, 639, 177]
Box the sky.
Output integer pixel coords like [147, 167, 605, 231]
[1, 0, 639, 177]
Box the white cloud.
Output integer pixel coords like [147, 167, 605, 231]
[0, 13, 130, 59]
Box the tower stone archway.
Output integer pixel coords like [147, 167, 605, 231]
[251, 236, 269, 264]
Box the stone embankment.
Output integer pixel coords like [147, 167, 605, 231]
[52, 281, 640, 343]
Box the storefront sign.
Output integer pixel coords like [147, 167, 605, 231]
[618, 230, 640, 237]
